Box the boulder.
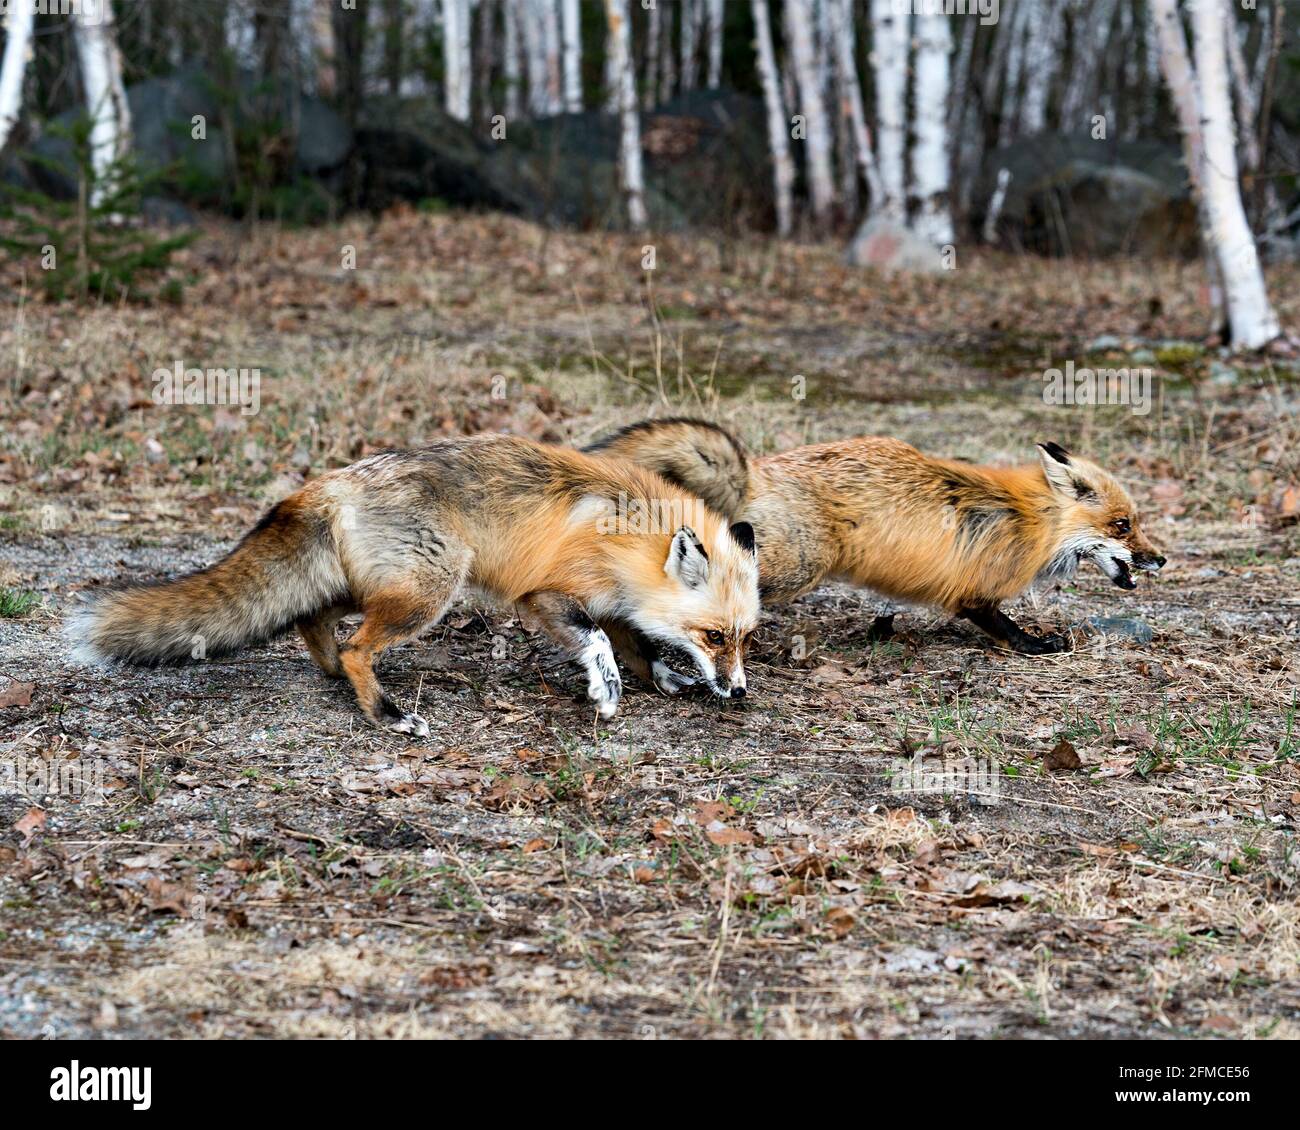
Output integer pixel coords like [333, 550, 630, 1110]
[975, 134, 1199, 257]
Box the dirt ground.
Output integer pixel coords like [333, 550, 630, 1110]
[2, 211, 1298, 1039]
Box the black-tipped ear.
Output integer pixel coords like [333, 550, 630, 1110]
[1038, 441, 1071, 465]
[730, 521, 756, 554]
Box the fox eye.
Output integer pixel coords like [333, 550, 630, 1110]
[1113, 517, 1131, 535]
[705, 630, 725, 647]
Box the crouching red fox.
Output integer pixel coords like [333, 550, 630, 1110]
[588, 419, 1166, 656]
[67, 435, 760, 733]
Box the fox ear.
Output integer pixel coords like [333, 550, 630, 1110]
[1037, 443, 1096, 501]
[729, 521, 756, 555]
[665, 526, 710, 588]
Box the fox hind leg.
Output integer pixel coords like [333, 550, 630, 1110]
[340, 563, 466, 736]
[520, 592, 622, 718]
[297, 603, 355, 677]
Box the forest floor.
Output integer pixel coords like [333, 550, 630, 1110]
[2, 209, 1299, 1039]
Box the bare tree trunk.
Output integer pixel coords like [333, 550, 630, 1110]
[561, 0, 583, 112]
[505, 0, 523, 118]
[0, 0, 35, 154]
[660, 2, 677, 103]
[829, 0, 882, 208]
[751, 0, 794, 237]
[311, 0, 336, 96]
[869, 0, 907, 221]
[1021, 0, 1064, 136]
[998, 0, 1031, 145]
[540, 0, 563, 114]
[442, 0, 471, 121]
[644, 1, 661, 110]
[521, 0, 549, 115]
[72, 0, 132, 206]
[706, 0, 724, 88]
[785, 0, 836, 225]
[1190, 0, 1279, 347]
[910, 4, 953, 246]
[680, 0, 698, 91]
[1221, 0, 1259, 173]
[1150, 0, 1223, 321]
[605, 0, 646, 228]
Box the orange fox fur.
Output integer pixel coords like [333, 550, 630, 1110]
[67, 435, 760, 733]
[588, 419, 1166, 654]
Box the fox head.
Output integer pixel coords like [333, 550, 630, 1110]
[629, 521, 760, 698]
[1037, 442, 1166, 589]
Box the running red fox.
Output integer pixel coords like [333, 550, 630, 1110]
[588, 419, 1165, 654]
[67, 436, 760, 733]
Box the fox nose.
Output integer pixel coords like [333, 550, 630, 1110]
[1155, 555, 1166, 568]
[730, 686, 746, 699]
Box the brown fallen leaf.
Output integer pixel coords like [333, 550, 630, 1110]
[823, 907, 855, 939]
[1044, 738, 1082, 772]
[14, 807, 45, 841]
[0, 680, 34, 708]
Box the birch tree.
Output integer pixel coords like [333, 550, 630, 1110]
[0, 0, 35, 154]
[504, 0, 523, 117]
[561, 0, 583, 112]
[869, 0, 907, 221]
[785, 0, 836, 225]
[644, 1, 661, 110]
[605, 0, 646, 228]
[1020, 0, 1063, 136]
[910, 5, 953, 246]
[1189, 0, 1279, 347]
[72, 0, 132, 206]
[706, 0, 724, 89]
[442, 0, 472, 121]
[751, 0, 794, 237]
[829, 0, 882, 208]
[680, 0, 698, 91]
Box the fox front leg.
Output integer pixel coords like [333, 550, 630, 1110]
[959, 605, 1070, 656]
[518, 592, 623, 718]
[603, 620, 699, 696]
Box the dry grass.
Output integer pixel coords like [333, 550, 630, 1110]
[1, 210, 1298, 1039]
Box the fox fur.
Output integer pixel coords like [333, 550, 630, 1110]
[588, 419, 1166, 654]
[67, 435, 760, 734]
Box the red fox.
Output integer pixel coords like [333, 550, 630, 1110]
[67, 435, 760, 734]
[587, 419, 1165, 655]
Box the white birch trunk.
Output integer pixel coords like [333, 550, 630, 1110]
[829, 0, 882, 207]
[751, 0, 795, 237]
[706, 0, 724, 89]
[680, 0, 698, 91]
[0, 0, 35, 154]
[560, 0, 583, 111]
[521, 0, 550, 115]
[998, 0, 1031, 145]
[786, 0, 836, 224]
[442, 0, 471, 121]
[540, 0, 563, 115]
[505, 0, 523, 118]
[1020, 0, 1063, 137]
[1060, 0, 1112, 128]
[869, 0, 907, 221]
[605, 0, 646, 228]
[72, 0, 132, 206]
[1221, 0, 1258, 171]
[910, 5, 953, 246]
[1190, 0, 1278, 347]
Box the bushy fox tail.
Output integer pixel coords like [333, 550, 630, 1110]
[585, 417, 751, 521]
[65, 494, 349, 666]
